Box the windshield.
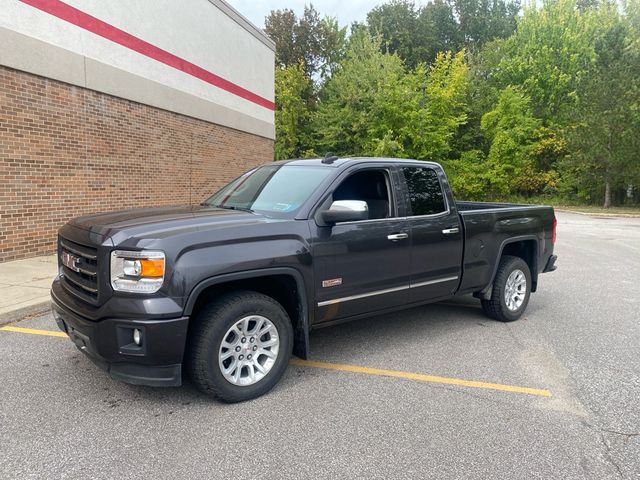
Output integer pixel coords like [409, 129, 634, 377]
[203, 165, 333, 216]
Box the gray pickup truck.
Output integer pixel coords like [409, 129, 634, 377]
[51, 157, 557, 402]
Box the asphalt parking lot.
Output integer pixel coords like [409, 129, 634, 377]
[1, 211, 638, 479]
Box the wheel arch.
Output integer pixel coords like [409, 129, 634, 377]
[184, 268, 310, 359]
[478, 236, 539, 300]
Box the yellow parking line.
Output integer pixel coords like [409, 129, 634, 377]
[2, 325, 551, 397]
[289, 359, 552, 397]
[0, 325, 68, 338]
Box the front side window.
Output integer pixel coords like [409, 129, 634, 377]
[332, 169, 392, 220]
[204, 165, 333, 217]
[401, 167, 446, 216]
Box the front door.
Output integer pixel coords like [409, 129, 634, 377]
[311, 167, 411, 324]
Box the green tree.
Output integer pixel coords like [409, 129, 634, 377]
[314, 32, 468, 161]
[576, 0, 600, 12]
[450, 38, 510, 162]
[629, 0, 640, 39]
[313, 31, 408, 156]
[446, 86, 561, 199]
[265, 5, 347, 80]
[470, 0, 598, 200]
[267, 0, 640, 207]
[480, 86, 549, 196]
[264, 9, 300, 69]
[419, 0, 464, 58]
[274, 63, 313, 160]
[366, 1, 423, 67]
[401, 51, 469, 161]
[563, 3, 640, 206]
[318, 16, 348, 79]
[266, 5, 348, 161]
[496, 0, 596, 123]
[450, 0, 520, 48]
[363, 51, 469, 160]
[366, 0, 517, 66]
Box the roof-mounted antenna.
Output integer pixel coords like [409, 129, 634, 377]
[322, 152, 339, 164]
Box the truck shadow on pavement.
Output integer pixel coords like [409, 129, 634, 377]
[56, 296, 538, 408]
[307, 297, 491, 362]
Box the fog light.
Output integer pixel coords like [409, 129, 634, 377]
[133, 328, 142, 346]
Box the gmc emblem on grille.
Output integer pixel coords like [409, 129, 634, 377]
[61, 251, 82, 273]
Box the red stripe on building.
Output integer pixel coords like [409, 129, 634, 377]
[19, 0, 275, 110]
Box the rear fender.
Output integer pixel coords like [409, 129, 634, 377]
[477, 236, 539, 300]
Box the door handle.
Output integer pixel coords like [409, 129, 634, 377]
[442, 227, 460, 235]
[387, 233, 409, 241]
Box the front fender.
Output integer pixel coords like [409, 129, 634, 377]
[182, 266, 313, 360]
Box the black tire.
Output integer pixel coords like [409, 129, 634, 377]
[481, 255, 531, 322]
[187, 290, 293, 403]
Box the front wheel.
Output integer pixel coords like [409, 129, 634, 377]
[481, 255, 531, 322]
[188, 291, 293, 402]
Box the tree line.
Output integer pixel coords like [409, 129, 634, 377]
[266, 0, 640, 208]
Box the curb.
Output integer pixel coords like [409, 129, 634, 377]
[0, 301, 51, 327]
[555, 208, 640, 218]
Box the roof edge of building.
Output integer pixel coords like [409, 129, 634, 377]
[208, 0, 275, 51]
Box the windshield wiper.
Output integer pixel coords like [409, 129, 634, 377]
[209, 204, 253, 213]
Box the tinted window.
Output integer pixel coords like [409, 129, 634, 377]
[333, 170, 391, 219]
[402, 167, 446, 216]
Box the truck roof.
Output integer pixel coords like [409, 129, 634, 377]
[273, 157, 441, 169]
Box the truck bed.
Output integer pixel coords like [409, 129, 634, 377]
[455, 200, 556, 296]
[456, 201, 532, 212]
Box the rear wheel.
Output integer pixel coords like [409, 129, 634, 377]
[188, 291, 293, 402]
[481, 255, 531, 322]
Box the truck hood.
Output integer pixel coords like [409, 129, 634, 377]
[68, 205, 275, 244]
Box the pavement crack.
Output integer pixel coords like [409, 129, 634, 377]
[600, 429, 640, 445]
[582, 420, 635, 479]
[598, 430, 624, 479]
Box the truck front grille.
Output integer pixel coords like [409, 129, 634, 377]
[59, 237, 99, 304]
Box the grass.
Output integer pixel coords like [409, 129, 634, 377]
[493, 194, 640, 215]
[552, 205, 640, 216]
[473, 194, 640, 216]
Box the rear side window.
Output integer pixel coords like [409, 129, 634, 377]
[401, 167, 446, 216]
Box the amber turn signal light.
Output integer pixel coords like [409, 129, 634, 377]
[139, 258, 165, 277]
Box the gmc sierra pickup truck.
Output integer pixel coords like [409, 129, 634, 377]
[51, 157, 557, 402]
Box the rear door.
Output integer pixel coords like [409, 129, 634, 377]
[311, 165, 411, 323]
[399, 165, 463, 302]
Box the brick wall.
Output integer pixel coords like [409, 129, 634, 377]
[0, 66, 273, 262]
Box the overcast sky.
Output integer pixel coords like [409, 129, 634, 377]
[227, 1, 428, 29]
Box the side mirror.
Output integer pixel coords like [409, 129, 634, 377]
[321, 200, 369, 225]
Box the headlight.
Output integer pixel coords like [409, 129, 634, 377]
[110, 250, 165, 293]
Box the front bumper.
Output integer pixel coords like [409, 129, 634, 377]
[51, 287, 189, 387]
